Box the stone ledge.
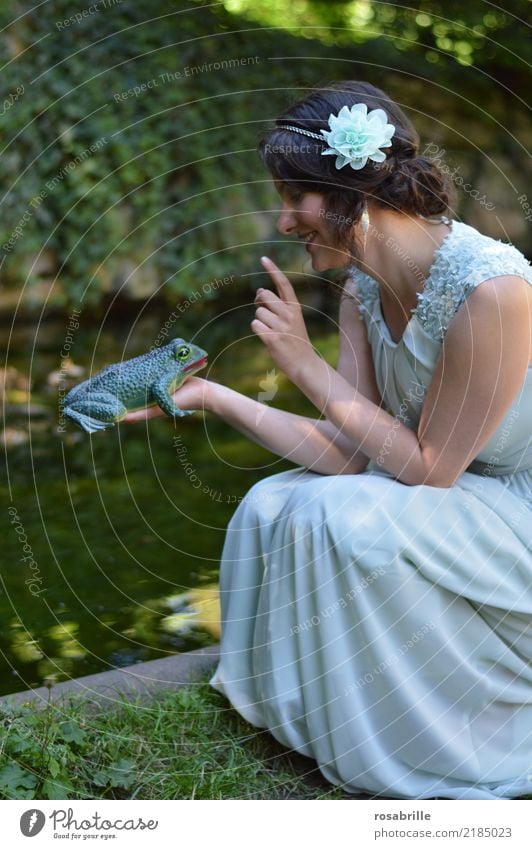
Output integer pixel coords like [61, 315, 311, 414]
[0, 646, 220, 710]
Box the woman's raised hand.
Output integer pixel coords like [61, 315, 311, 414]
[252, 256, 318, 381]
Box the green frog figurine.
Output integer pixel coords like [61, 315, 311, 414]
[62, 338, 208, 433]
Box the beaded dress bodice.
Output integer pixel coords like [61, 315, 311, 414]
[346, 219, 532, 483]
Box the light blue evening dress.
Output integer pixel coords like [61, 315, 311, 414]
[211, 219, 532, 799]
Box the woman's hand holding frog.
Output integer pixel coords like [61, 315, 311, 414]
[122, 377, 211, 422]
[251, 256, 319, 383]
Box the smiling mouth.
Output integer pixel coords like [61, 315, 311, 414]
[298, 231, 317, 244]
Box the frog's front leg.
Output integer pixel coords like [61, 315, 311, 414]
[64, 391, 128, 433]
[151, 373, 195, 418]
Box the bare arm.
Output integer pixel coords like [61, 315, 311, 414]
[124, 282, 383, 475]
[208, 282, 384, 474]
[295, 276, 531, 486]
[253, 258, 532, 487]
[124, 376, 368, 474]
[207, 383, 365, 475]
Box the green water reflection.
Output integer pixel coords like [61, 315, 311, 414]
[1, 312, 338, 695]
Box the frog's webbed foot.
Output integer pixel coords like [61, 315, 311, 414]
[64, 407, 116, 434]
[63, 391, 127, 434]
[151, 378, 195, 419]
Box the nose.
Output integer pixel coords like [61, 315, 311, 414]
[276, 201, 298, 236]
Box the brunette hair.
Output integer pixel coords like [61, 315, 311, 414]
[257, 80, 455, 265]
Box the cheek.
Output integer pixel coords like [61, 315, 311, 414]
[302, 201, 324, 222]
[318, 224, 337, 246]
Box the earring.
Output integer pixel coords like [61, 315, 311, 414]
[360, 205, 370, 252]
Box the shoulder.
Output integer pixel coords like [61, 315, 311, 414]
[418, 271, 531, 487]
[456, 222, 532, 287]
[416, 221, 532, 342]
[445, 273, 530, 346]
[341, 266, 379, 321]
[464, 273, 530, 306]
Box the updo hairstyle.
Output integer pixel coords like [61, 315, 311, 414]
[257, 80, 455, 265]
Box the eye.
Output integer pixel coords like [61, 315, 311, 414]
[176, 345, 191, 360]
[279, 182, 304, 203]
[286, 188, 303, 202]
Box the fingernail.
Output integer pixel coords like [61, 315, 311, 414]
[260, 256, 270, 264]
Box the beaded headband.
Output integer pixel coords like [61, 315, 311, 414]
[276, 125, 325, 141]
[276, 103, 395, 171]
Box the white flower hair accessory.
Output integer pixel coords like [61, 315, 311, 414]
[320, 104, 396, 170]
[276, 103, 396, 171]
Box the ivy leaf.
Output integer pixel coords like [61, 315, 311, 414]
[43, 774, 74, 800]
[91, 769, 111, 787]
[58, 721, 86, 745]
[48, 757, 60, 778]
[0, 763, 38, 798]
[9, 735, 35, 755]
[106, 758, 136, 789]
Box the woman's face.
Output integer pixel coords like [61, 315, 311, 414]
[273, 181, 353, 271]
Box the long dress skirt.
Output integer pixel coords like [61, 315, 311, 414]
[211, 461, 532, 800]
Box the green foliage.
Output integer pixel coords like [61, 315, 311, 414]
[0, 697, 82, 799]
[216, 0, 530, 76]
[0, 680, 344, 799]
[1, 1, 529, 310]
[0, 1, 313, 307]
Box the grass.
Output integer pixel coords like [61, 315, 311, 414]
[0, 675, 346, 800]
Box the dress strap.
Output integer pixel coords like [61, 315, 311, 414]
[418, 214, 452, 225]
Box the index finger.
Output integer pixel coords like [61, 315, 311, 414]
[260, 256, 297, 303]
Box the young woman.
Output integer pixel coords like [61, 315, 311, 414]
[126, 81, 532, 799]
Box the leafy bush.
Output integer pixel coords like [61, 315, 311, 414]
[0, 1, 320, 307]
[1, 1, 529, 310]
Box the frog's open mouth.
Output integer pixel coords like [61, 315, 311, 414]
[184, 357, 208, 372]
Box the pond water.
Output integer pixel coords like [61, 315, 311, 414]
[1, 308, 338, 695]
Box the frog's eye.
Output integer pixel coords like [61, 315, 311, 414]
[176, 345, 191, 361]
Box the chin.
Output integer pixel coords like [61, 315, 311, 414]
[309, 251, 331, 272]
[313, 255, 349, 272]
[311, 256, 326, 272]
